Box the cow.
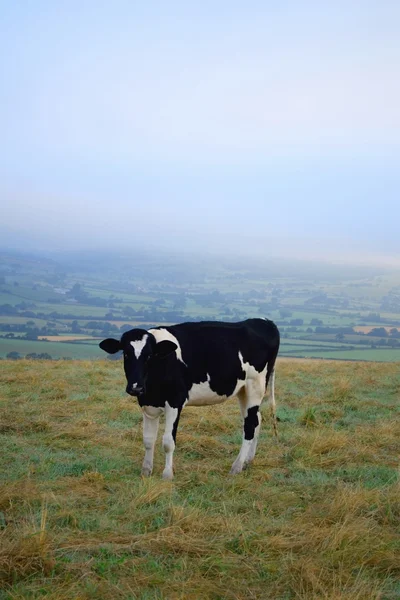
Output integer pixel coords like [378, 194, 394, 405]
[99, 318, 280, 479]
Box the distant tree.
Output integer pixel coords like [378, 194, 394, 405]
[279, 308, 292, 319]
[335, 333, 345, 341]
[6, 351, 20, 360]
[310, 318, 323, 326]
[0, 304, 17, 315]
[71, 282, 82, 295]
[367, 327, 388, 338]
[71, 320, 81, 334]
[389, 328, 400, 338]
[364, 312, 381, 323]
[21, 311, 36, 318]
[24, 332, 38, 340]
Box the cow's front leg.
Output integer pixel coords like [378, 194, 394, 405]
[142, 409, 161, 476]
[162, 402, 181, 480]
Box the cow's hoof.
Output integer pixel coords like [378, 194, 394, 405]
[244, 453, 255, 466]
[230, 462, 244, 475]
[162, 469, 174, 480]
[141, 464, 153, 477]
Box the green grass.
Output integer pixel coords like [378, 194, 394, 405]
[0, 359, 399, 599]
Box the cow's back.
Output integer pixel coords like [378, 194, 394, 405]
[150, 319, 279, 403]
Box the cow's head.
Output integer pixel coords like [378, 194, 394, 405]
[99, 329, 177, 397]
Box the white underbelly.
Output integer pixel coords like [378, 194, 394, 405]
[186, 377, 244, 407]
[186, 395, 228, 407]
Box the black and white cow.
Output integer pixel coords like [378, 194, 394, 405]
[99, 319, 280, 479]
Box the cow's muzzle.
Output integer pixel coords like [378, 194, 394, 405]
[126, 385, 143, 397]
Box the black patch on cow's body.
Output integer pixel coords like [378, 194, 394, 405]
[141, 355, 188, 410]
[244, 406, 259, 440]
[156, 320, 279, 400]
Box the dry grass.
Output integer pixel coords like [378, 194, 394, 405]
[0, 359, 399, 599]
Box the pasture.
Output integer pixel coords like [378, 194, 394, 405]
[1, 359, 399, 599]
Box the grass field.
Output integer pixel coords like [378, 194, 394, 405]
[1, 359, 399, 599]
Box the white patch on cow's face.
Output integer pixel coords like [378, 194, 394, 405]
[148, 328, 185, 363]
[130, 334, 148, 359]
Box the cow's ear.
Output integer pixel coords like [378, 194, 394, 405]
[154, 340, 177, 358]
[99, 338, 121, 354]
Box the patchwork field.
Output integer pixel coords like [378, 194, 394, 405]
[1, 359, 399, 599]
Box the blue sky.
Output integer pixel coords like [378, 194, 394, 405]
[1, 1, 399, 262]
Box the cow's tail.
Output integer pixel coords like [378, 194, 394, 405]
[264, 354, 278, 440]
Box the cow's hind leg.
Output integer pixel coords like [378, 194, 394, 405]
[269, 369, 278, 440]
[230, 385, 262, 475]
[162, 402, 181, 480]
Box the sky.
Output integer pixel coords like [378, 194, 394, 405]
[1, 0, 399, 264]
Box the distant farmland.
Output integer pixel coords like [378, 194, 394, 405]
[0, 338, 103, 359]
[2, 336, 400, 362]
[1, 249, 400, 362]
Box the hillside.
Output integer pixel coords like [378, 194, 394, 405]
[1, 359, 399, 599]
